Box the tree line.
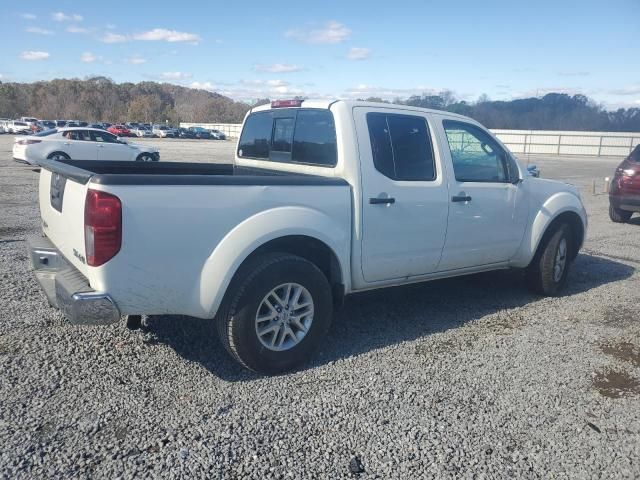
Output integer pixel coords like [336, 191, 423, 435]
[0, 78, 638, 132]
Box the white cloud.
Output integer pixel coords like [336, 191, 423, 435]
[267, 80, 289, 87]
[67, 25, 90, 34]
[285, 21, 350, 44]
[254, 63, 303, 73]
[609, 86, 640, 96]
[52, 12, 83, 22]
[80, 52, 96, 63]
[127, 56, 147, 64]
[26, 26, 54, 35]
[133, 28, 201, 43]
[20, 51, 50, 61]
[159, 71, 192, 80]
[101, 32, 127, 43]
[346, 47, 370, 60]
[20, 13, 37, 20]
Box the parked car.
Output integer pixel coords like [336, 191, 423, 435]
[26, 99, 587, 374]
[175, 127, 196, 139]
[187, 126, 211, 139]
[55, 120, 67, 128]
[20, 117, 39, 126]
[66, 121, 80, 128]
[107, 125, 132, 137]
[132, 126, 154, 138]
[39, 120, 57, 131]
[609, 144, 640, 222]
[152, 125, 176, 138]
[89, 123, 106, 130]
[12, 127, 159, 165]
[209, 129, 226, 140]
[6, 121, 32, 134]
[0, 125, 5, 134]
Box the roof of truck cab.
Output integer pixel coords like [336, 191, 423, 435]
[250, 99, 470, 120]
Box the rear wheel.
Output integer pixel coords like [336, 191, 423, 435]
[216, 253, 332, 374]
[526, 224, 573, 296]
[47, 152, 70, 161]
[609, 204, 632, 223]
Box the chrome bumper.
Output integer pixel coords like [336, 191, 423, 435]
[27, 235, 120, 325]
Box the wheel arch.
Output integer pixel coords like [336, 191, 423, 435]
[197, 206, 350, 318]
[534, 211, 584, 263]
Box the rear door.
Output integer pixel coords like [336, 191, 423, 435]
[92, 130, 131, 160]
[354, 107, 449, 282]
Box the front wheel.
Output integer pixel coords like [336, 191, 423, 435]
[609, 204, 632, 223]
[526, 224, 573, 296]
[136, 153, 155, 162]
[216, 253, 333, 374]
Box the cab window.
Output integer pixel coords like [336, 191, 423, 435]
[366, 113, 436, 181]
[443, 120, 509, 183]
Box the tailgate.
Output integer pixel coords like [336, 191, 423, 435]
[38, 164, 91, 277]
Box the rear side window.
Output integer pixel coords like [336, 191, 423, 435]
[366, 112, 436, 181]
[238, 109, 337, 167]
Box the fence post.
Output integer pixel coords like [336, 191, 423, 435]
[598, 136, 603, 157]
[557, 135, 562, 155]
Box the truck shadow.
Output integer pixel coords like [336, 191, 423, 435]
[143, 253, 634, 382]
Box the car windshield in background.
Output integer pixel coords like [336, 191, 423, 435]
[15, 122, 28, 126]
[238, 109, 337, 167]
[34, 129, 59, 137]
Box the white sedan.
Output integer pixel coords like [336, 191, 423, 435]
[12, 127, 159, 165]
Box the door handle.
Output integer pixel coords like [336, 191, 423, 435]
[63, 142, 71, 145]
[97, 144, 104, 147]
[451, 195, 472, 202]
[369, 197, 396, 205]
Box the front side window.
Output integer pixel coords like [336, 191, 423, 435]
[91, 131, 118, 143]
[443, 120, 508, 182]
[366, 112, 436, 181]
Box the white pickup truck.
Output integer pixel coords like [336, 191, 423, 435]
[28, 99, 587, 374]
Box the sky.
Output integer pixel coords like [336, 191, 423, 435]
[1, 0, 639, 109]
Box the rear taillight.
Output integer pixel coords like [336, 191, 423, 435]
[85, 189, 122, 267]
[17, 139, 42, 145]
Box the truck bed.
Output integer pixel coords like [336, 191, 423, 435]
[39, 159, 348, 187]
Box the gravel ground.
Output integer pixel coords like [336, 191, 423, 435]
[1, 135, 639, 479]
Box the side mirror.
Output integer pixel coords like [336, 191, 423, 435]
[527, 164, 540, 178]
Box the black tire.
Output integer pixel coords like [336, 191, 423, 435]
[525, 224, 573, 296]
[47, 152, 70, 161]
[609, 204, 632, 223]
[216, 253, 333, 374]
[136, 153, 155, 162]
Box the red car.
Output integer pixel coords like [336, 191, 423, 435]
[609, 144, 640, 222]
[107, 124, 131, 137]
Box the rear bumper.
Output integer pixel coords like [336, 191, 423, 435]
[27, 234, 120, 325]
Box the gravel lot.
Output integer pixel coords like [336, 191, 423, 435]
[1, 135, 639, 479]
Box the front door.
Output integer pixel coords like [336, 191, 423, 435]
[92, 130, 131, 161]
[437, 119, 528, 271]
[355, 107, 450, 282]
[65, 130, 98, 160]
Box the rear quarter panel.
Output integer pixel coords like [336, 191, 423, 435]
[87, 183, 352, 318]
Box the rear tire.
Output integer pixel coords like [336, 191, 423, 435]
[216, 253, 333, 374]
[609, 204, 632, 223]
[47, 152, 70, 161]
[526, 224, 573, 296]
